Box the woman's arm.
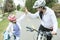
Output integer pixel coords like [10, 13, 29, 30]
[17, 14, 26, 22]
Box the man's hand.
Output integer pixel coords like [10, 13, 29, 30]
[51, 31, 57, 35]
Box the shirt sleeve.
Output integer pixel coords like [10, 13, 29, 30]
[27, 11, 39, 18]
[50, 12, 58, 33]
[6, 22, 11, 32]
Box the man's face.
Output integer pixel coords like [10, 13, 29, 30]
[36, 7, 42, 11]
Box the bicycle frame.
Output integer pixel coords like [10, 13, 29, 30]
[26, 27, 52, 40]
[37, 31, 47, 40]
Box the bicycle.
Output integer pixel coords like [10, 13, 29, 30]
[26, 27, 53, 40]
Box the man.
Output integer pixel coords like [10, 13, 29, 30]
[24, 0, 58, 40]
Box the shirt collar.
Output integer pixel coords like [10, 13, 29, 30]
[43, 6, 48, 15]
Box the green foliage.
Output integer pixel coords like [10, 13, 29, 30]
[26, 0, 37, 13]
[52, 4, 60, 13]
[0, 19, 9, 33]
[46, 0, 57, 8]
[57, 18, 60, 28]
[3, 0, 16, 13]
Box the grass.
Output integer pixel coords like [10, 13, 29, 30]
[0, 19, 9, 32]
[0, 19, 9, 40]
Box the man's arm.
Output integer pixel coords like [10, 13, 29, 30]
[24, 7, 39, 18]
[27, 11, 39, 18]
[50, 12, 58, 35]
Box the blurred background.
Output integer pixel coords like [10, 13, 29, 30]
[0, 0, 60, 40]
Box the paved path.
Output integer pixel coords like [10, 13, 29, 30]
[16, 12, 60, 40]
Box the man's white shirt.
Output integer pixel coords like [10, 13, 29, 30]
[27, 6, 58, 33]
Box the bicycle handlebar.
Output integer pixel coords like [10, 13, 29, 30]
[26, 27, 38, 32]
[26, 27, 57, 35]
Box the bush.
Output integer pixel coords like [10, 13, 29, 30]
[52, 4, 60, 12]
[26, 0, 37, 13]
[46, 0, 57, 8]
[3, 0, 16, 13]
[52, 4, 60, 17]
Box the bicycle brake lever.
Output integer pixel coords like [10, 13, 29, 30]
[26, 29, 34, 32]
[26, 27, 34, 32]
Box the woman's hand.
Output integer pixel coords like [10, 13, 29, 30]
[23, 7, 29, 14]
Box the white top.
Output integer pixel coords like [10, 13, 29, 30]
[6, 14, 26, 36]
[27, 6, 58, 33]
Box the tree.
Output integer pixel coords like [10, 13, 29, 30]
[3, 0, 16, 13]
[26, 0, 37, 13]
[46, 0, 57, 7]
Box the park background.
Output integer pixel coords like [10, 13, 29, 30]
[0, 0, 60, 40]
